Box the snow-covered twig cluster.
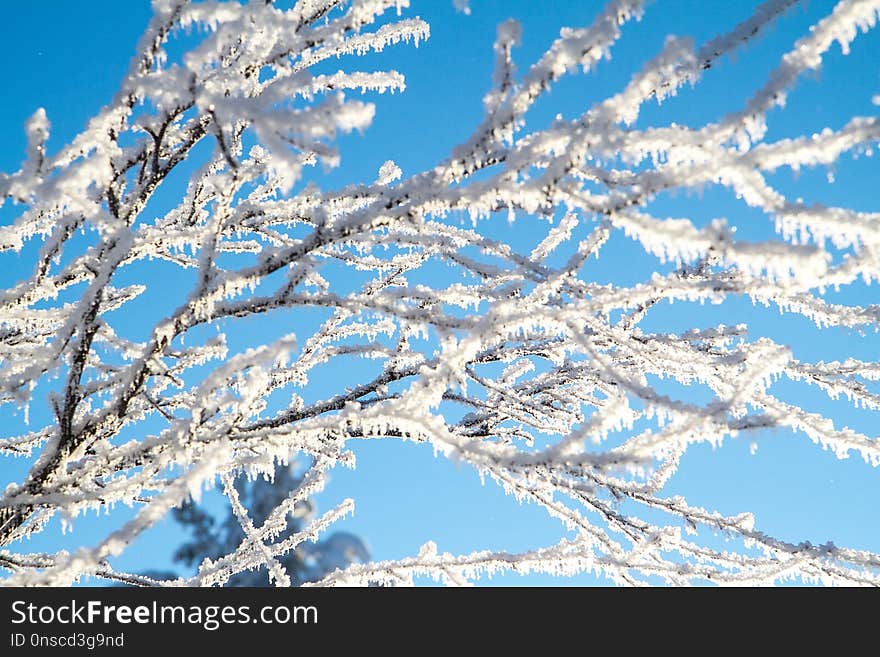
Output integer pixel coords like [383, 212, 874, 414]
[1, 0, 879, 586]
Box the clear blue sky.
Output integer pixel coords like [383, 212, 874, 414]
[1, 0, 878, 585]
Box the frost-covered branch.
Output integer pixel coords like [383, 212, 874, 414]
[1, 0, 879, 586]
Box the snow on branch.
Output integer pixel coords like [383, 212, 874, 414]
[1, 0, 879, 586]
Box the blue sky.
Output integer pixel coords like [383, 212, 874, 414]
[1, 0, 879, 585]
